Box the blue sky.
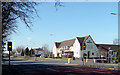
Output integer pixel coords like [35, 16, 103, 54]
[10, 2, 118, 51]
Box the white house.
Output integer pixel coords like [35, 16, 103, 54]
[53, 35, 119, 59]
[53, 35, 98, 58]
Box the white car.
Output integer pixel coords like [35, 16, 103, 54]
[2, 53, 9, 57]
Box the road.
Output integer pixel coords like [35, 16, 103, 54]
[2, 57, 120, 75]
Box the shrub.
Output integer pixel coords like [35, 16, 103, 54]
[21, 49, 24, 56]
[63, 55, 73, 58]
[57, 53, 59, 57]
[10, 51, 15, 56]
[68, 55, 73, 58]
[25, 47, 29, 56]
[115, 48, 120, 63]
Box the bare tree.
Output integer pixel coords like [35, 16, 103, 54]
[2, 2, 38, 43]
[2, 1, 62, 44]
[1, 1, 63, 51]
[42, 44, 50, 57]
[10, 50, 16, 56]
[113, 39, 119, 45]
[16, 46, 24, 53]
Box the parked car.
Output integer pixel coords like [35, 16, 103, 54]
[2, 53, 9, 57]
[35, 54, 41, 57]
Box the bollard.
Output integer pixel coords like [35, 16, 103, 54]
[86, 59, 88, 62]
[68, 58, 71, 64]
[93, 59, 96, 63]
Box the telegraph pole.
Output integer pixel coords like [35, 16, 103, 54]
[118, 1, 120, 71]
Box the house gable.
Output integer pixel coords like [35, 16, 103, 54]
[53, 42, 60, 57]
[83, 35, 98, 58]
[72, 38, 81, 58]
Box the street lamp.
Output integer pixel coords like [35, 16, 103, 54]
[108, 47, 113, 63]
[110, 13, 117, 15]
[109, 50, 113, 63]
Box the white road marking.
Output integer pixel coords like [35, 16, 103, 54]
[93, 71, 104, 73]
[47, 68, 60, 72]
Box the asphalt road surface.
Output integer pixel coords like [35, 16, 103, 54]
[2, 57, 120, 75]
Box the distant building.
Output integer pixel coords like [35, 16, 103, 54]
[53, 35, 119, 59]
[34, 48, 44, 57]
[96, 44, 118, 58]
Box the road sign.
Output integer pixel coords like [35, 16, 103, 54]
[8, 42, 12, 51]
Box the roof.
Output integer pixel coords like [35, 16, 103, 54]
[77, 35, 89, 43]
[59, 39, 75, 48]
[96, 44, 119, 52]
[55, 35, 90, 48]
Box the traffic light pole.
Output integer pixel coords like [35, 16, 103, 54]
[9, 51, 10, 66]
[8, 42, 12, 66]
[83, 53, 84, 65]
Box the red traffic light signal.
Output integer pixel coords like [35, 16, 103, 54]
[8, 42, 12, 51]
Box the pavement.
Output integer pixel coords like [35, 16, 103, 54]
[2, 57, 120, 75]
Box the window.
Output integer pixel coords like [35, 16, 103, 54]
[87, 40, 92, 43]
[62, 51, 64, 54]
[92, 52, 94, 55]
[63, 46, 65, 49]
[112, 51, 113, 55]
[66, 46, 67, 49]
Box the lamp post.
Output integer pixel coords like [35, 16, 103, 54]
[111, 2, 120, 69]
[109, 50, 113, 63]
[110, 13, 117, 15]
[107, 51, 109, 63]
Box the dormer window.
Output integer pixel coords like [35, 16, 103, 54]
[66, 46, 68, 49]
[87, 40, 92, 43]
[63, 46, 65, 49]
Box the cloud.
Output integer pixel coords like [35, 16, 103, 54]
[27, 37, 32, 41]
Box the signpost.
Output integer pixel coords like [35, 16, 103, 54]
[8, 42, 12, 66]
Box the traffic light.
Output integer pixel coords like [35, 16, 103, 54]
[8, 42, 12, 51]
[83, 43, 86, 50]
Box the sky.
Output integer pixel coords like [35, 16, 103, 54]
[9, 2, 118, 51]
